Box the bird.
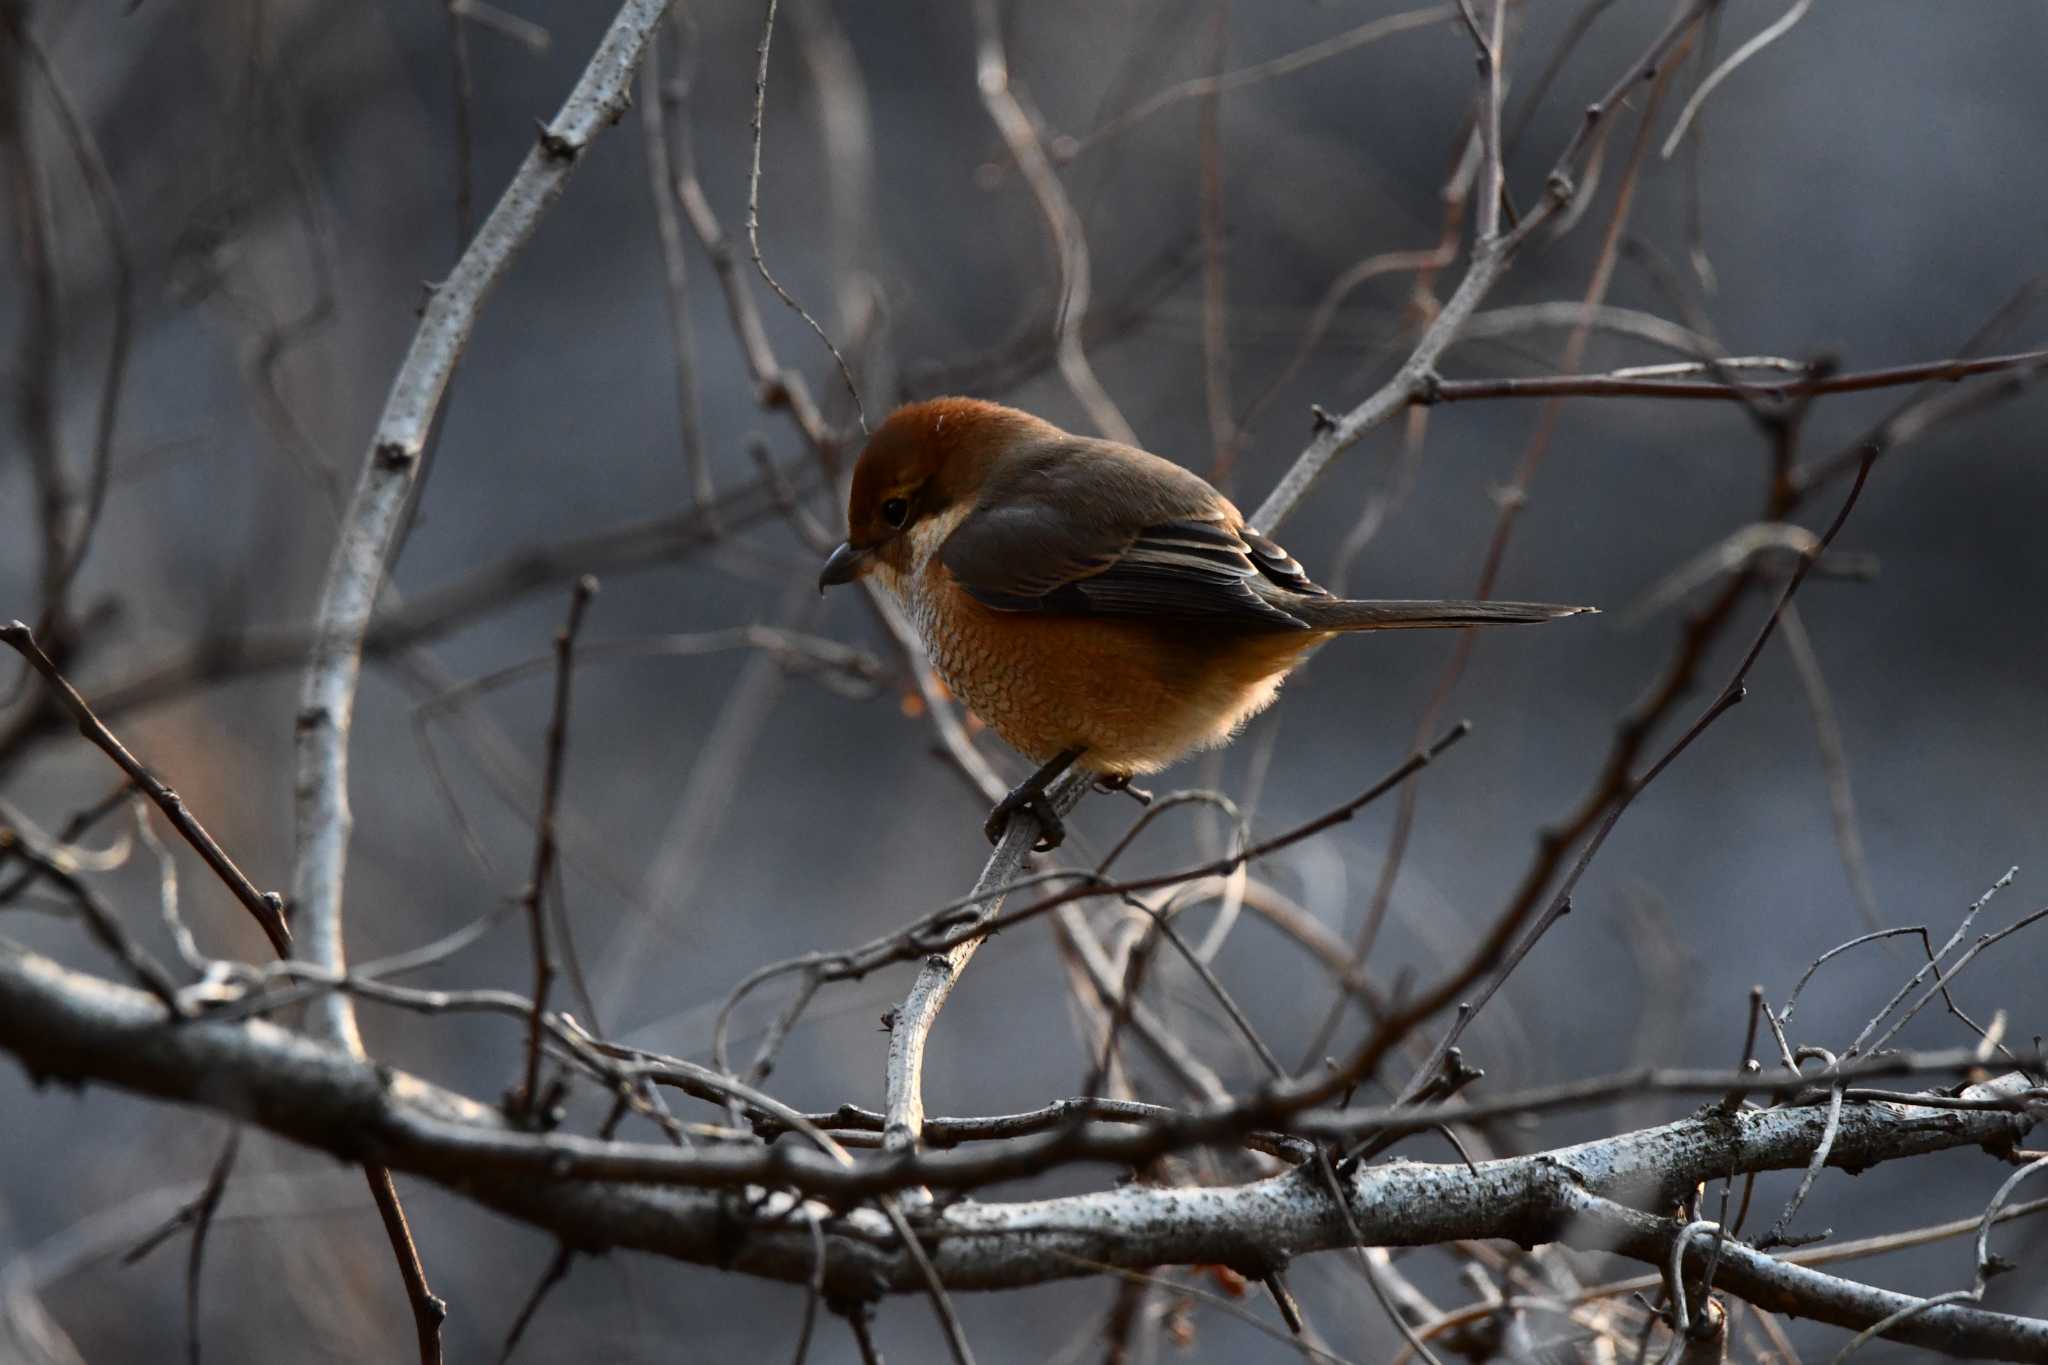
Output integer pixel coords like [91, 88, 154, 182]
[819, 397, 1592, 850]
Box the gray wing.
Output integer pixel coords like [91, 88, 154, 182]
[938, 437, 1323, 629]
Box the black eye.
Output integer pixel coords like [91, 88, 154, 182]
[881, 498, 910, 528]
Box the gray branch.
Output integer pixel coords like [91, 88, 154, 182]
[4, 941, 2042, 1357]
[289, 0, 670, 1052]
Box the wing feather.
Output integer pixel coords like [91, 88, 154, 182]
[938, 437, 1318, 629]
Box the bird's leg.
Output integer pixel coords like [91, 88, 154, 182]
[985, 747, 1085, 852]
[1091, 772, 1153, 806]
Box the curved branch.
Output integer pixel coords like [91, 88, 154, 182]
[289, 0, 669, 1052]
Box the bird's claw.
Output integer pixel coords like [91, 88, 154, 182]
[984, 788, 1065, 852]
[1092, 773, 1153, 806]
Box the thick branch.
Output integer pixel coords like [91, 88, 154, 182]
[3, 940, 2039, 1352]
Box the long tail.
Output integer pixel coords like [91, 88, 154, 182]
[1290, 598, 1596, 631]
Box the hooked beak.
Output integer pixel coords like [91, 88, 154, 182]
[817, 541, 871, 593]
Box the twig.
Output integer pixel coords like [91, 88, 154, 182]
[1657, 1220, 1721, 1363]
[2, 621, 291, 954]
[8, 16, 133, 612]
[516, 577, 596, 1116]
[177, 1126, 238, 1365]
[745, 0, 865, 431]
[1196, 1, 1233, 479]
[882, 1200, 977, 1364]
[844, 1302, 885, 1364]
[1057, 5, 1455, 160]
[672, 103, 829, 449]
[1249, 1, 1712, 530]
[1381, 451, 1882, 1115]
[1843, 867, 2018, 1057]
[1051, 1259, 1362, 1365]
[1758, 1048, 1844, 1251]
[1421, 348, 2048, 404]
[1462, 0, 1507, 243]
[0, 812, 182, 1010]
[1863, 903, 2048, 1060]
[640, 18, 715, 515]
[129, 795, 207, 974]
[1659, 0, 1814, 159]
[1416, 1197, 2048, 1349]
[1781, 927, 1930, 1026]
[791, 1206, 826, 1364]
[497, 1246, 571, 1363]
[970, 0, 1136, 445]
[445, 1, 476, 250]
[1828, 1156, 2048, 1361]
[716, 722, 1471, 1057]
[366, 1166, 447, 1365]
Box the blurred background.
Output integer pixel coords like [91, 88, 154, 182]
[2, 1, 2045, 1360]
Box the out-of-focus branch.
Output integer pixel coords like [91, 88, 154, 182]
[1250, 2, 1712, 531]
[1057, 5, 1454, 160]
[671, 78, 831, 451]
[640, 17, 715, 515]
[0, 458, 810, 773]
[970, 0, 1136, 446]
[1420, 347, 2048, 404]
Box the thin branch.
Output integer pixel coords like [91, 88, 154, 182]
[882, 1199, 977, 1365]
[516, 577, 596, 1116]
[497, 1246, 571, 1363]
[716, 723, 1470, 1059]
[640, 18, 715, 514]
[0, 812, 183, 1010]
[1058, 5, 1455, 160]
[1659, 0, 1814, 159]
[1779, 601, 1882, 930]
[1, 622, 291, 954]
[1421, 348, 2048, 404]
[971, 0, 1136, 445]
[179, 1126, 238, 1365]
[745, 0, 865, 431]
[1197, 1, 1233, 479]
[365, 1166, 447, 1365]
[9, 16, 133, 611]
[1249, 0, 1712, 530]
[1758, 1048, 1844, 1251]
[1416, 1198, 2048, 1349]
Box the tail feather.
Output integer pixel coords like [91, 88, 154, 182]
[1290, 598, 1595, 631]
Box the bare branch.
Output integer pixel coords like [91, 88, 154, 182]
[970, 0, 1136, 445]
[2, 622, 290, 954]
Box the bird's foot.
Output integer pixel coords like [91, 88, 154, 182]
[1092, 773, 1153, 806]
[984, 746, 1086, 852]
[984, 783, 1065, 852]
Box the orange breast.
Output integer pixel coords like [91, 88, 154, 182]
[886, 559, 1324, 774]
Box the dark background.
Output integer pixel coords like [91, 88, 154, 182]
[2, 1, 2044, 1360]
